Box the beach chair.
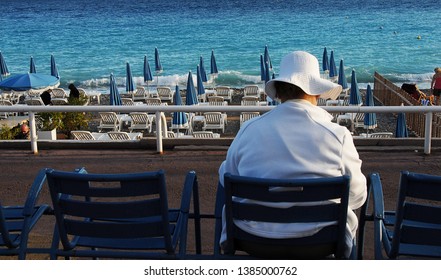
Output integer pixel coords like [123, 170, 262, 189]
[97, 112, 121, 132]
[240, 112, 260, 127]
[240, 96, 260, 106]
[132, 86, 147, 102]
[202, 112, 225, 133]
[358, 171, 441, 259]
[71, 130, 103, 140]
[192, 131, 215, 138]
[50, 98, 68, 105]
[0, 169, 51, 259]
[243, 85, 260, 99]
[214, 173, 351, 259]
[0, 99, 16, 119]
[46, 168, 201, 259]
[145, 97, 162, 106]
[369, 132, 393, 138]
[107, 131, 141, 140]
[121, 97, 135, 106]
[25, 97, 45, 106]
[215, 86, 232, 102]
[129, 112, 152, 134]
[51, 88, 67, 98]
[157, 87, 174, 102]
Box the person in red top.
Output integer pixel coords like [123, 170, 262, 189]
[431, 67, 441, 105]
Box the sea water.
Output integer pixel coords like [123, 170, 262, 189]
[0, 0, 439, 92]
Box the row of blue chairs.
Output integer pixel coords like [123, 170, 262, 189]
[1, 168, 441, 259]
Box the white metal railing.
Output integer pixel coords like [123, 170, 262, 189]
[1, 105, 440, 154]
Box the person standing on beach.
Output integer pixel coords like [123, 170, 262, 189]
[68, 83, 80, 102]
[431, 67, 441, 105]
[218, 51, 367, 258]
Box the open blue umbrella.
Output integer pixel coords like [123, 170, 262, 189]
[0, 51, 10, 76]
[349, 70, 362, 105]
[322, 47, 329, 73]
[185, 71, 198, 106]
[199, 56, 208, 82]
[29, 56, 36, 73]
[109, 73, 122, 106]
[154, 47, 163, 72]
[364, 84, 377, 130]
[125, 62, 135, 93]
[329, 51, 337, 78]
[210, 49, 218, 76]
[50, 54, 59, 79]
[196, 65, 205, 97]
[172, 85, 188, 129]
[0, 73, 59, 91]
[338, 59, 348, 90]
[264, 45, 272, 70]
[396, 110, 409, 138]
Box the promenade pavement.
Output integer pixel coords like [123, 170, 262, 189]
[1, 146, 441, 259]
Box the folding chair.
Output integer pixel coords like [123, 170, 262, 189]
[215, 173, 351, 259]
[46, 168, 201, 259]
[0, 169, 52, 259]
[358, 171, 441, 259]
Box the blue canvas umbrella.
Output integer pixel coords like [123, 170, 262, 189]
[322, 47, 329, 73]
[349, 70, 362, 105]
[143, 55, 153, 94]
[154, 47, 163, 72]
[260, 54, 265, 81]
[199, 56, 208, 82]
[264, 60, 270, 84]
[210, 49, 218, 76]
[395, 110, 409, 138]
[0, 73, 59, 91]
[50, 54, 59, 79]
[196, 65, 205, 97]
[364, 84, 377, 130]
[185, 71, 198, 106]
[172, 85, 188, 129]
[264, 45, 272, 70]
[338, 59, 348, 90]
[0, 51, 10, 76]
[329, 51, 337, 78]
[29, 56, 36, 73]
[109, 73, 122, 106]
[125, 62, 135, 93]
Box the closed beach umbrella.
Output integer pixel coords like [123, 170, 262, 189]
[0, 52, 10, 76]
[210, 49, 218, 76]
[338, 59, 348, 90]
[172, 85, 188, 128]
[0, 73, 59, 91]
[185, 71, 198, 106]
[143, 55, 153, 94]
[199, 56, 208, 82]
[349, 69, 362, 105]
[329, 51, 337, 78]
[196, 65, 205, 97]
[264, 45, 272, 70]
[29, 56, 36, 73]
[109, 73, 122, 106]
[50, 54, 59, 79]
[395, 106, 409, 138]
[125, 62, 135, 93]
[364, 84, 377, 130]
[322, 47, 329, 73]
[264, 60, 270, 84]
[154, 47, 163, 72]
[260, 54, 265, 81]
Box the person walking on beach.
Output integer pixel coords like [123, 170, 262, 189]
[431, 67, 441, 105]
[218, 51, 367, 258]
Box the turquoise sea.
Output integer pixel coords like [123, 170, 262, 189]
[0, 0, 439, 91]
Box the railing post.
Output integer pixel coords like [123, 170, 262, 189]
[424, 112, 433, 154]
[29, 112, 38, 154]
[155, 111, 163, 154]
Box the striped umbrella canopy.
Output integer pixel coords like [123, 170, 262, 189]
[329, 51, 337, 78]
[125, 62, 135, 93]
[264, 45, 272, 70]
[109, 73, 122, 106]
[154, 47, 163, 72]
[199, 56, 208, 82]
[395, 111, 409, 138]
[0, 51, 10, 76]
[196, 65, 205, 97]
[50, 54, 59, 79]
[364, 84, 377, 130]
[322, 47, 329, 72]
[29, 56, 36, 73]
[338, 59, 348, 90]
[349, 69, 362, 105]
[210, 49, 218, 76]
[172, 85, 188, 128]
[185, 71, 198, 106]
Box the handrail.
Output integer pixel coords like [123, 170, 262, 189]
[0, 104, 440, 154]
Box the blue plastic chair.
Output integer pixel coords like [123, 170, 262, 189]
[46, 168, 201, 259]
[0, 169, 51, 259]
[216, 173, 351, 259]
[358, 171, 441, 259]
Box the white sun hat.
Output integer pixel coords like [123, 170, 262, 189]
[265, 51, 342, 100]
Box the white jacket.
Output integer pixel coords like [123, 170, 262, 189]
[218, 99, 367, 255]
